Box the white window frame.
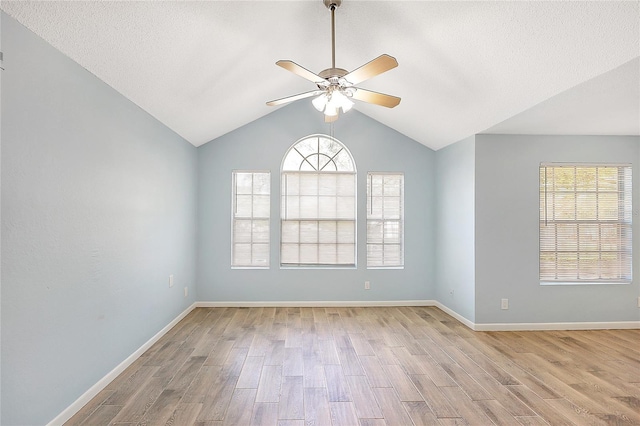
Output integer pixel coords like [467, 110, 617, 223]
[231, 170, 270, 268]
[280, 134, 357, 268]
[539, 163, 632, 284]
[367, 172, 404, 269]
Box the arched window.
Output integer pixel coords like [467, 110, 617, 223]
[281, 135, 356, 267]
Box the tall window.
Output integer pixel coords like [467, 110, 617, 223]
[540, 163, 632, 283]
[232, 171, 270, 268]
[281, 135, 356, 267]
[367, 173, 404, 268]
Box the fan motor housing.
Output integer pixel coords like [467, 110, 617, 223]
[319, 68, 348, 79]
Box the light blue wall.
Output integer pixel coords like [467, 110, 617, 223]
[475, 134, 640, 324]
[435, 136, 475, 322]
[197, 101, 436, 302]
[1, 13, 198, 425]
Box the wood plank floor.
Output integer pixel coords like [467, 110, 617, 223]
[66, 307, 640, 426]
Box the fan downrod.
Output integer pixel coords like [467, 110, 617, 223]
[323, 0, 341, 69]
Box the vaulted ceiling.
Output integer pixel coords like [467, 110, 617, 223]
[2, 1, 638, 151]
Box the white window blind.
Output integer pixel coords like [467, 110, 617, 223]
[232, 171, 270, 268]
[367, 173, 404, 268]
[281, 135, 356, 267]
[540, 163, 632, 283]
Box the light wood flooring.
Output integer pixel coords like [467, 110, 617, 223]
[66, 306, 640, 425]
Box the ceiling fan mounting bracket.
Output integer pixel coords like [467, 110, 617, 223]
[323, 0, 341, 10]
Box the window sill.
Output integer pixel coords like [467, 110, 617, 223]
[540, 280, 632, 286]
[280, 265, 357, 270]
[231, 266, 270, 270]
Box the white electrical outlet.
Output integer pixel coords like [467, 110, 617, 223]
[501, 298, 509, 310]
[364, 281, 370, 290]
[637, 296, 640, 308]
[184, 286, 188, 297]
[169, 274, 174, 288]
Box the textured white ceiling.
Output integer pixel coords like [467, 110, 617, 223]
[484, 57, 640, 136]
[2, 1, 639, 150]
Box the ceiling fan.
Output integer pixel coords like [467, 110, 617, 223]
[266, 0, 400, 122]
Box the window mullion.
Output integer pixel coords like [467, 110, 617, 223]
[316, 173, 320, 264]
[382, 176, 386, 266]
[552, 168, 558, 279]
[334, 174, 338, 265]
[596, 168, 601, 279]
[250, 173, 254, 265]
[575, 171, 579, 280]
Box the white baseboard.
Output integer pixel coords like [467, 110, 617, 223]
[432, 301, 476, 329]
[196, 300, 437, 308]
[473, 321, 640, 331]
[49, 299, 639, 425]
[430, 301, 640, 331]
[47, 303, 197, 426]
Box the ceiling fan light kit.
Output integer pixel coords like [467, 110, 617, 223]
[266, 0, 400, 122]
